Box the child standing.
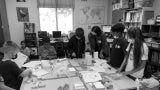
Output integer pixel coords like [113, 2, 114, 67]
[68, 28, 85, 58]
[109, 23, 128, 68]
[117, 27, 148, 78]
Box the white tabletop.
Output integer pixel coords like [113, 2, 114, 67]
[20, 58, 139, 90]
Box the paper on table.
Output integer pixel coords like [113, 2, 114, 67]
[22, 61, 41, 68]
[114, 79, 137, 89]
[105, 68, 116, 74]
[81, 71, 102, 83]
[69, 60, 80, 66]
[94, 59, 107, 66]
[41, 60, 50, 68]
[12, 52, 28, 68]
[74, 83, 85, 90]
[93, 82, 105, 89]
[104, 75, 138, 90]
[89, 66, 106, 72]
[68, 67, 76, 72]
[108, 73, 123, 80]
[32, 69, 49, 77]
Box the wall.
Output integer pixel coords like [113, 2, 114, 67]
[5, 0, 40, 46]
[153, 0, 160, 17]
[74, 0, 111, 42]
[0, 0, 10, 41]
[5, 0, 111, 45]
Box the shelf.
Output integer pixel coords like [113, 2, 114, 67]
[122, 7, 153, 11]
[124, 22, 141, 23]
[143, 33, 150, 36]
[149, 62, 160, 67]
[123, 7, 143, 11]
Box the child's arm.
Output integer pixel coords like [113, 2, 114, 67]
[122, 60, 147, 75]
[117, 56, 127, 72]
[0, 82, 15, 90]
[10, 61, 32, 78]
[20, 69, 32, 78]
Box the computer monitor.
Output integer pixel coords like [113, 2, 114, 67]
[38, 31, 47, 38]
[52, 31, 61, 38]
[102, 25, 111, 32]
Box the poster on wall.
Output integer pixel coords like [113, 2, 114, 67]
[16, 7, 29, 22]
[79, 6, 105, 24]
[24, 23, 35, 33]
[17, 0, 26, 2]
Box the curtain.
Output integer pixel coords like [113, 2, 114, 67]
[37, 0, 75, 8]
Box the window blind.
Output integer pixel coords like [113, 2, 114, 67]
[37, 0, 75, 8]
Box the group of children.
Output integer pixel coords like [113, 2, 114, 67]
[0, 23, 149, 90]
[110, 23, 148, 79]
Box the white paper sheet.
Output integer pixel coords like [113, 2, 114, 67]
[93, 82, 105, 89]
[41, 60, 50, 68]
[74, 83, 85, 90]
[69, 60, 80, 66]
[12, 52, 28, 68]
[32, 69, 49, 77]
[68, 67, 76, 72]
[22, 61, 41, 68]
[80, 71, 102, 83]
[89, 66, 106, 72]
[113, 78, 137, 89]
[107, 75, 138, 90]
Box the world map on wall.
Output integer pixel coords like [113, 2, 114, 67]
[79, 6, 105, 24]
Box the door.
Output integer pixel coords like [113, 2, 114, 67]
[0, 14, 4, 47]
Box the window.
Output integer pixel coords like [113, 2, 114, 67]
[39, 8, 73, 34]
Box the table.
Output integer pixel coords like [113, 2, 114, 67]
[20, 58, 141, 90]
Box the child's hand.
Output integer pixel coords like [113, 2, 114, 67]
[116, 68, 121, 73]
[99, 53, 104, 59]
[82, 54, 85, 58]
[72, 52, 76, 57]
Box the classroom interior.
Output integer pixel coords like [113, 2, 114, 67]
[0, 0, 160, 90]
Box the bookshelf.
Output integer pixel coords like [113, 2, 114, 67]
[142, 25, 160, 48]
[142, 24, 160, 78]
[144, 46, 160, 78]
[123, 7, 154, 29]
[24, 23, 38, 59]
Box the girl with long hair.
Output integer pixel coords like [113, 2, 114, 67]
[117, 27, 148, 78]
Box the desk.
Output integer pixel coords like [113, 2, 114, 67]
[20, 58, 141, 90]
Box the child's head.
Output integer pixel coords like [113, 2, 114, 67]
[3, 41, 19, 59]
[127, 27, 144, 43]
[42, 37, 50, 47]
[91, 26, 102, 36]
[111, 23, 125, 37]
[75, 28, 84, 38]
[21, 40, 26, 48]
